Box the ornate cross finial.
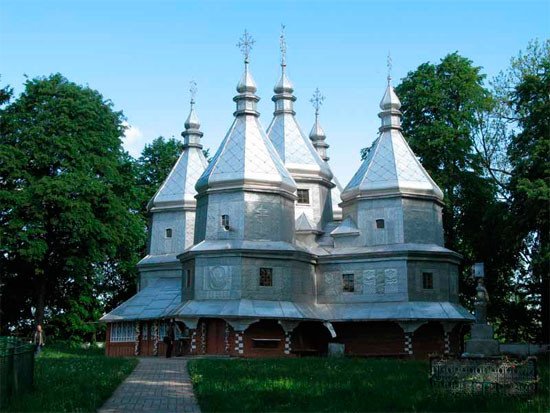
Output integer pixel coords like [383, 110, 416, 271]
[280, 24, 287, 68]
[310, 88, 325, 118]
[189, 80, 197, 107]
[387, 51, 392, 85]
[237, 29, 255, 64]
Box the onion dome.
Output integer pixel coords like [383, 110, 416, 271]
[184, 101, 201, 131]
[182, 82, 203, 146]
[236, 63, 257, 94]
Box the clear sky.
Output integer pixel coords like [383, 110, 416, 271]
[1, 0, 548, 184]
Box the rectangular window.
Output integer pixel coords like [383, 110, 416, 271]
[110, 322, 135, 342]
[165, 228, 172, 238]
[423, 272, 434, 290]
[297, 189, 310, 204]
[221, 215, 230, 230]
[376, 219, 385, 229]
[252, 338, 281, 349]
[342, 273, 354, 292]
[259, 268, 273, 287]
[186, 269, 192, 288]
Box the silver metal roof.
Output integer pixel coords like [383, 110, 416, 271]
[148, 103, 208, 211]
[331, 216, 360, 236]
[186, 239, 307, 254]
[331, 174, 343, 220]
[341, 84, 443, 203]
[137, 253, 180, 266]
[266, 69, 332, 182]
[295, 212, 315, 232]
[102, 273, 472, 323]
[173, 298, 473, 322]
[196, 62, 296, 197]
[100, 278, 181, 322]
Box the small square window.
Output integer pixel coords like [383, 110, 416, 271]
[376, 219, 385, 229]
[186, 269, 192, 288]
[423, 272, 434, 290]
[259, 268, 273, 286]
[342, 273, 354, 292]
[221, 215, 230, 230]
[165, 228, 173, 238]
[297, 189, 310, 204]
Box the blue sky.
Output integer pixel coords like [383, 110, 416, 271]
[1, 0, 548, 184]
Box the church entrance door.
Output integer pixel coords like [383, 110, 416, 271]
[206, 318, 226, 354]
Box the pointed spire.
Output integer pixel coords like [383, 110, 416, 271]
[182, 81, 203, 147]
[266, 31, 332, 186]
[274, 24, 293, 94]
[234, 30, 259, 116]
[309, 88, 329, 161]
[378, 55, 402, 131]
[184, 81, 200, 130]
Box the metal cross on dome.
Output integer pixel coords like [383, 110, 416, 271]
[387, 51, 393, 85]
[237, 29, 255, 63]
[310, 88, 325, 118]
[280, 24, 287, 67]
[189, 80, 197, 106]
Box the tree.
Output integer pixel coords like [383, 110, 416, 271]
[0, 74, 145, 340]
[506, 40, 550, 342]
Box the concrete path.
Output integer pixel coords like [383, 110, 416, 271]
[98, 358, 200, 413]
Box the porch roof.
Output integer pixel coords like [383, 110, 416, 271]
[100, 277, 181, 322]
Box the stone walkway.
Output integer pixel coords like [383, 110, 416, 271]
[98, 358, 200, 413]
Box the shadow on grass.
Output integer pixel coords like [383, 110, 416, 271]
[188, 357, 550, 413]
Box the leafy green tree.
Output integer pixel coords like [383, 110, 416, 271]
[0, 74, 145, 340]
[506, 40, 550, 342]
[0, 82, 12, 106]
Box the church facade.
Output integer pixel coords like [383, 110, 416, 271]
[102, 33, 473, 358]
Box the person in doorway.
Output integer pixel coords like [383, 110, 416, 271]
[33, 324, 45, 355]
[165, 320, 176, 358]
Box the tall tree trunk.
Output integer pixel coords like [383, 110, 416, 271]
[541, 273, 549, 343]
[35, 276, 46, 327]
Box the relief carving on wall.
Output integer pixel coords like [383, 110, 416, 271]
[323, 273, 340, 296]
[375, 270, 386, 294]
[206, 266, 231, 291]
[248, 203, 277, 240]
[364, 269, 398, 295]
[364, 270, 376, 294]
[385, 269, 398, 293]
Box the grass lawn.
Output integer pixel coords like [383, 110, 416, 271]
[188, 357, 550, 412]
[6, 343, 138, 412]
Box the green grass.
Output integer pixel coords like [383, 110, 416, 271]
[6, 343, 138, 412]
[188, 357, 550, 412]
